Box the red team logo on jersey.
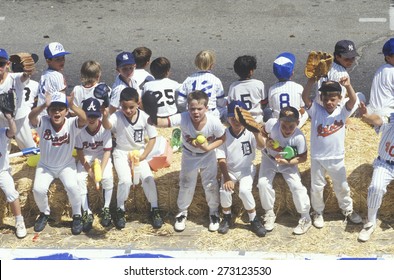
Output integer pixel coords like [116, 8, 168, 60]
[81, 141, 104, 149]
[317, 120, 344, 137]
[43, 129, 70, 146]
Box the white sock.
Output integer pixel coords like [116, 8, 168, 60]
[103, 189, 113, 208]
[15, 215, 24, 223]
[248, 211, 256, 222]
[81, 195, 89, 212]
[222, 210, 231, 215]
[367, 208, 378, 224]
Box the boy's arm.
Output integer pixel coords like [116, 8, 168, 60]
[340, 76, 357, 112]
[253, 130, 266, 150]
[359, 101, 384, 127]
[302, 78, 315, 109]
[100, 150, 111, 172]
[101, 107, 113, 130]
[217, 158, 234, 192]
[29, 92, 51, 127]
[77, 149, 93, 177]
[140, 137, 156, 161]
[197, 133, 226, 152]
[67, 92, 87, 128]
[4, 113, 16, 138]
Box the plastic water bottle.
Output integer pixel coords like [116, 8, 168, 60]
[170, 128, 182, 151]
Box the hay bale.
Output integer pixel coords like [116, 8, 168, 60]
[2, 118, 394, 224]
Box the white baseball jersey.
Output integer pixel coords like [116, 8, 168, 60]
[24, 79, 40, 109]
[0, 73, 29, 120]
[268, 81, 304, 119]
[109, 74, 140, 110]
[73, 84, 96, 108]
[368, 63, 394, 113]
[169, 112, 225, 154]
[307, 102, 350, 160]
[109, 109, 157, 151]
[228, 79, 266, 123]
[133, 68, 154, 90]
[264, 118, 307, 159]
[0, 128, 10, 172]
[37, 68, 67, 107]
[142, 78, 181, 117]
[177, 71, 226, 113]
[314, 62, 348, 106]
[75, 121, 112, 158]
[36, 116, 82, 169]
[216, 127, 258, 175]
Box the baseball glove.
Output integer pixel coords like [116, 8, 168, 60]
[141, 91, 158, 125]
[235, 106, 261, 133]
[304, 51, 333, 79]
[9, 52, 37, 74]
[0, 90, 16, 117]
[93, 83, 111, 107]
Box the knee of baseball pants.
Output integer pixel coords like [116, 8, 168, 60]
[141, 176, 158, 204]
[220, 189, 233, 209]
[77, 172, 88, 196]
[238, 179, 255, 211]
[257, 177, 275, 211]
[101, 176, 114, 190]
[289, 183, 311, 214]
[203, 180, 220, 211]
[367, 185, 386, 209]
[0, 171, 19, 202]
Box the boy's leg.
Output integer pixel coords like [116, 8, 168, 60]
[14, 116, 37, 149]
[100, 159, 114, 227]
[112, 149, 132, 210]
[76, 161, 90, 212]
[218, 174, 234, 234]
[310, 158, 327, 228]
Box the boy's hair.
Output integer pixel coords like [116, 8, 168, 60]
[120, 87, 139, 103]
[194, 50, 215, 71]
[187, 90, 209, 106]
[80, 60, 101, 86]
[233, 55, 257, 79]
[132, 47, 152, 69]
[150, 57, 171, 79]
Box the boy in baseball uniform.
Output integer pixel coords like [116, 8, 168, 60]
[142, 57, 181, 118]
[268, 52, 308, 128]
[154, 90, 226, 232]
[367, 38, 394, 121]
[28, 91, 87, 235]
[102, 87, 163, 230]
[357, 103, 394, 241]
[132, 46, 154, 90]
[109, 51, 139, 115]
[37, 42, 71, 113]
[227, 55, 267, 124]
[302, 77, 362, 228]
[257, 106, 311, 235]
[216, 100, 266, 237]
[75, 98, 113, 231]
[0, 48, 37, 149]
[177, 50, 226, 120]
[0, 111, 27, 238]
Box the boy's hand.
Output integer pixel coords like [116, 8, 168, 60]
[44, 92, 52, 108]
[66, 91, 75, 106]
[339, 76, 351, 87]
[358, 101, 368, 117]
[3, 111, 14, 120]
[222, 180, 235, 193]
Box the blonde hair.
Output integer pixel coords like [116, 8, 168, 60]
[80, 60, 101, 86]
[194, 50, 215, 71]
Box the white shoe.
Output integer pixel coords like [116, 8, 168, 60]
[174, 214, 187, 232]
[208, 214, 220, 232]
[358, 222, 376, 242]
[313, 213, 324, 228]
[15, 220, 27, 238]
[293, 217, 312, 235]
[342, 209, 362, 224]
[263, 213, 276, 231]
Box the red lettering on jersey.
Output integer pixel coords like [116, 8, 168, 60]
[43, 129, 70, 146]
[82, 141, 104, 150]
[317, 120, 344, 137]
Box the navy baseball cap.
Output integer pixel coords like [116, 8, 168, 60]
[273, 52, 295, 80]
[382, 38, 394, 56]
[82, 97, 101, 118]
[279, 106, 299, 122]
[44, 42, 71, 59]
[318, 80, 341, 92]
[0, 48, 9, 60]
[116, 51, 135, 68]
[334, 40, 359, 58]
[227, 100, 247, 117]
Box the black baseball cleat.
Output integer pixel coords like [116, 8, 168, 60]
[71, 214, 83, 235]
[34, 213, 49, 232]
[151, 208, 163, 229]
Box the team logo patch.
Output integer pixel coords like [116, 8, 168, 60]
[86, 100, 97, 112]
[241, 141, 252, 156]
[133, 129, 143, 143]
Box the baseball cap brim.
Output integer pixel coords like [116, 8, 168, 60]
[86, 111, 101, 118]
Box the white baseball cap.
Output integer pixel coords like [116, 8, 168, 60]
[49, 92, 68, 108]
[44, 42, 71, 59]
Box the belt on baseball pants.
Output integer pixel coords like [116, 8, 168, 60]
[183, 145, 206, 156]
[263, 149, 276, 160]
[378, 156, 394, 165]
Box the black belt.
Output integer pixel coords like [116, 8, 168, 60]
[264, 149, 276, 160]
[378, 156, 394, 165]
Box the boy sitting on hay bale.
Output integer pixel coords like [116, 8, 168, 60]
[302, 76, 362, 228]
[216, 100, 266, 237]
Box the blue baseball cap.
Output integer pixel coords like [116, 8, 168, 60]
[227, 100, 247, 117]
[383, 38, 394, 56]
[82, 97, 101, 118]
[44, 42, 71, 59]
[0, 48, 9, 60]
[116, 51, 135, 68]
[273, 52, 295, 80]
